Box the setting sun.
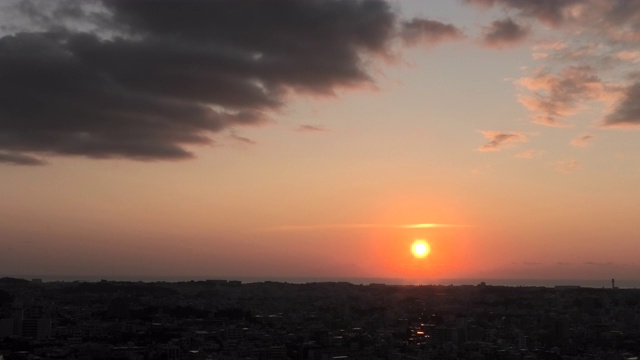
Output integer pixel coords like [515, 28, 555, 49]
[411, 239, 430, 258]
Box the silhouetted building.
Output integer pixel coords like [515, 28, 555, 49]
[21, 318, 51, 340]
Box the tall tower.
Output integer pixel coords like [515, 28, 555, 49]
[612, 278, 615, 289]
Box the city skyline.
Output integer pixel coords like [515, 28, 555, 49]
[2, 0, 640, 282]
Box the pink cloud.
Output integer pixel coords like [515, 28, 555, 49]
[615, 51, 640, 63]
[516, 66, 613, 126]
[463, 0, 583, 27]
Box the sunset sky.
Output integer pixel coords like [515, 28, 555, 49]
[2, 0, 640, 283]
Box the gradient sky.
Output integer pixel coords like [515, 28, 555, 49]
[2, 0, 640, 282]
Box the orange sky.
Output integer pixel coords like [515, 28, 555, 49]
[2, 0, 640, 284]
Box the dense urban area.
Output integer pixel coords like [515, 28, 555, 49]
[0, 277, 639, 360]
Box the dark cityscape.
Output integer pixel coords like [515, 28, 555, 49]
[2, 278, 640, 360]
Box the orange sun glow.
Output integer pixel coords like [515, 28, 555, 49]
[411, 239, 430, 258]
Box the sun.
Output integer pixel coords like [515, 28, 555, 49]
[411, 239, 430, 258]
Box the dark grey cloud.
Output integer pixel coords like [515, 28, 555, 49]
[400, 18, 463, 45]
[1, 0, 460, 165]
[102, 0, 396, 94]
[0, 32, 245, 161]
[599, 2, 640, 39]
[603, 83, 640, 127]
[2, 0, 109, 34]
[481, 17, 529, 47]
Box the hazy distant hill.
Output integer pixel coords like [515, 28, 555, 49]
[63, 281, 178, 297]
[0, 277, 31, 286]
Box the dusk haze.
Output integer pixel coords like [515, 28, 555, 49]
[2, 0, 640, 286]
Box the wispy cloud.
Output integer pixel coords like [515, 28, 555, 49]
[400, 18, 464, 46]
[400, 223, 460, 229]
[0, 151, 46, 166]
[522, 261, 541, 266]
[584, 261, 614, 267]
[570, 134, 594, 147]
[515, 149, 544, 159]
[294, 125, 329, 133]
[555, 159, 581, 174]
[260, 223, 463, 232]
[533, 41, 567, 51]
[229, 132, 256, 146]
[470, 165, 490, 174]
[531, 41, 567, 59]
[478, 131, 528, 152]
[615, 51, 640, 63]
